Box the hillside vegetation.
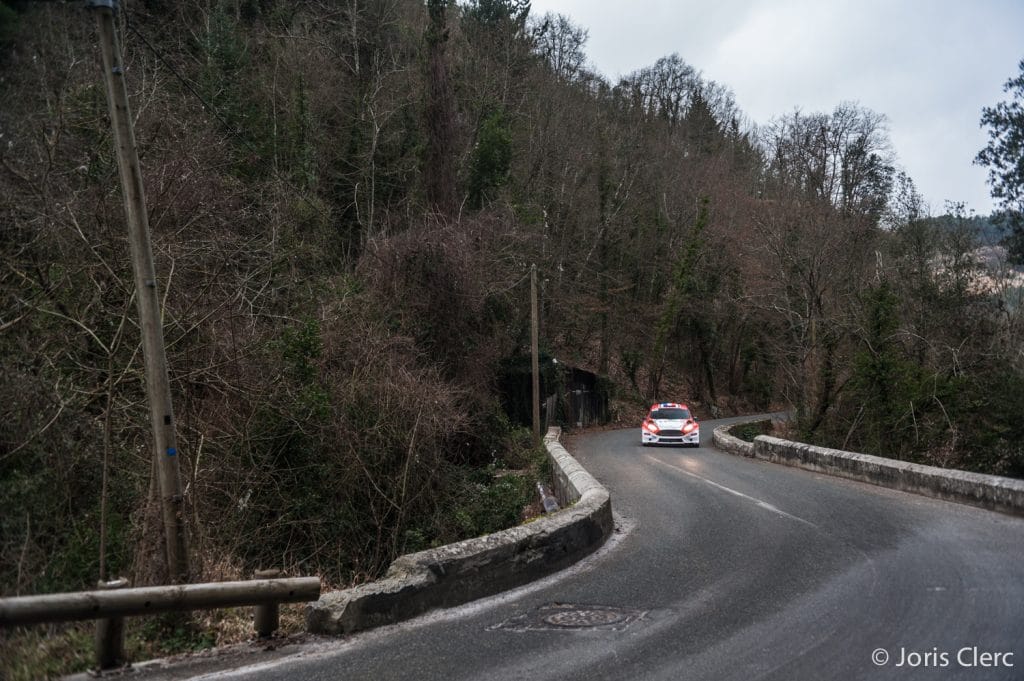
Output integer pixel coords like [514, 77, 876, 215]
[2, 0, 1023, 612]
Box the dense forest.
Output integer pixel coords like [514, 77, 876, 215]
[1, 0, 1023, 618]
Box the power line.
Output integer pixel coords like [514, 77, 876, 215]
[124, 13, 242, 143]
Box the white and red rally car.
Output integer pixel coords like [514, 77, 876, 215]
[641, 402, 700, 447]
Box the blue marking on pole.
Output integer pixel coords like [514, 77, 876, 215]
[167, 447, 177, 457]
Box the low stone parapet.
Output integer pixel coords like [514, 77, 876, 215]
[713, 422, 1024, 517]
[307, 427, 613, 634]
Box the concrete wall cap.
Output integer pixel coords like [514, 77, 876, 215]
[752, 434, 1024, 493]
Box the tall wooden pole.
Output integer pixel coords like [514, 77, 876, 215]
[90, 0, 189, 584]
[531, 264, 540, 439]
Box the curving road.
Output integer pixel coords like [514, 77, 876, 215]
[140, 418, 1024, 680]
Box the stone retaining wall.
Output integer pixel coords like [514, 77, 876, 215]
[713, 422, 1024, 517]
[306, 427, 613, 634]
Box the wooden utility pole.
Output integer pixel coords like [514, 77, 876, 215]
[531, 264, 540, 439]
[89, 0, 190, 584]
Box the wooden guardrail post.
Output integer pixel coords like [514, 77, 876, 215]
[94, 577, 129, 671]
[253, 570, 284, 638]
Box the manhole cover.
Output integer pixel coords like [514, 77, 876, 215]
[543, 608, 627, 628]
[491, 603, 646, 632]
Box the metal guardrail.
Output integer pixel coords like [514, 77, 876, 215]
[0, 573, 321, 672]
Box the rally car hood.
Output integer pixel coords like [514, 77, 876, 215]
[652, 419, 688, 428]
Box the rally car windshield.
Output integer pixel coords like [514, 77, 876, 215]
[651, 408, 690, 420]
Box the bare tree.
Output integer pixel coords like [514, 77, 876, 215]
[530, 12, 588, 82]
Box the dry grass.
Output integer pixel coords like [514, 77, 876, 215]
[0, 601, 312, 681]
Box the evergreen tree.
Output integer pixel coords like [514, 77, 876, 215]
[976, 59, 1024, 262]
[467, 109, 513, 209]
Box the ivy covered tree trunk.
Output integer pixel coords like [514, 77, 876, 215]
[424, 0, 457, 218]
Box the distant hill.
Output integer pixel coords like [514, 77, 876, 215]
[924, 213, 1006, 244]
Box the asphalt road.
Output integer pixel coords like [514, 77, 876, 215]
[140, 418, 1024, 681]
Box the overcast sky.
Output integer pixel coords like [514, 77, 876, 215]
[528, 0, 1023, 216]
